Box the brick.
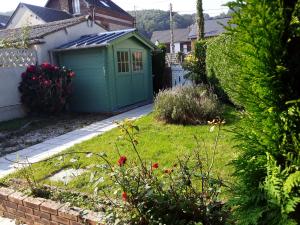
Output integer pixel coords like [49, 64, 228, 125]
[4, 200, 18, 209]
[40, 200, 64, 215]
[51, 215, 70, 225]
[0, 187, 15, 200]
[50, 221, 59, 225]
[34, 209, 51, 220]
[25, 212, 40, 221]
[70, 221, 84, 225]
[81, 210, 105, 225]
[18, 204, 34, 214]
[0, 210, 4, 216]
[0, 202, 7, 211]
[15, 210, 26, 219]
[23, 196, 45, 209]
[58, 206, 83, 222]
[3, 211, 15, 219]
[8, 191, 27, 205]
[6, 207, 17, 214]
[40, 218, 51, 225]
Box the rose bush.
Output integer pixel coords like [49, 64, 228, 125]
[19, 63, 75, 114]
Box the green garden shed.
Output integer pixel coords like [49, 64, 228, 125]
[54, 29, 155, 113]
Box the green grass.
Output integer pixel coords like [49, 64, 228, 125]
[4, 106, 240, 196]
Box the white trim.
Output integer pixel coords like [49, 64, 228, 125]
[95, 13, 133, 25]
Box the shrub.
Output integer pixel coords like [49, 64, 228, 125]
[222, 0, 300, 224]
[19, 63, 75, 114]
[154, 85, 221, 124]
[90, 120, 227, 224]
[183, 40, 208, 84]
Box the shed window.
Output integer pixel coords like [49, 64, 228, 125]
[132, 51, 143, 72]
[72, 0, 80, 14]
[117, 51, 129, 73]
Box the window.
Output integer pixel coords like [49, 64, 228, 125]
[132, 51, 143, 72]
[117, 51, 129, 73]
[72, 0, 80, 14]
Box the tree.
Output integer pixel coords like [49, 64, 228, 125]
[196, 0, 205, 40]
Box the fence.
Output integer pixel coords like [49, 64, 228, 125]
[0, 48, 37, 122]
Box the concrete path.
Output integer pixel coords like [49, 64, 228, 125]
[0, 217, 23, 225]
[0, 104, 153, 179]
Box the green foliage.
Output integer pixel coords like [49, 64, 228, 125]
[94, 120, 227, 225]
[206, 35, 238, 104]
[152, 43, 168, 93]
[0, 26, 30, 49]
[19, 63, 75, 114]
[128, 10, 196, 38]
[196, 0, 205, 39]
[219, 0, 300, 224]
[183, 40, 208, 84]
[154, 85, 221, 125]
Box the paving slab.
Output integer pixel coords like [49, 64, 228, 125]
[0, 104, 153, 178]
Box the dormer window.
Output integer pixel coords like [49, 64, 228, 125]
[72, 0, 80, 15]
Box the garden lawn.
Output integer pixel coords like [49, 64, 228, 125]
[4, 106, 239, 196]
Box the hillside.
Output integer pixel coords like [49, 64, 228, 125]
[128, 10, 202, 38]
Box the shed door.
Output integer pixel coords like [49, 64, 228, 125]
[115, 49, 146, 108]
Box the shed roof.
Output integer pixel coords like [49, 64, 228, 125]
[0, 17, 92, 44]
[56, 28, 156, 51]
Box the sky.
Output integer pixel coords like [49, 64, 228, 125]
[0, 0, 229, 16]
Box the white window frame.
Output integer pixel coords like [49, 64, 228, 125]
[72, 0, 81, 15]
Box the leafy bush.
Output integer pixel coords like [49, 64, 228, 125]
[183, 40, 208, 84]
[19, 63, 75, 114]
[154, 85, 221, 124]
[91, 120, 227, 225]
[220, 1, 300, 224]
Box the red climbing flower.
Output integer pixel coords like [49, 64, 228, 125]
[27, 65, 36, 73]
[68, 71, 76, 78]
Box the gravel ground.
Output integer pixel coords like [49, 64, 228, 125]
[0, 113, 108, 157]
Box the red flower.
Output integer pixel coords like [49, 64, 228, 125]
[68, 71, 76, 78]
[122, 192, 127, 201]
[152, 163, 159, 169]
[43, 80, 51, 87]
[27, 65, 36, 73]
[118, 156, 127, 167]
[41, 62, 52, 70]
[32, 76, 37, 81]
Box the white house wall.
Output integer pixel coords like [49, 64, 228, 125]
[174, 42, 181, 53]
[33, 22, 106, 64]
[6, 6, 45, 29]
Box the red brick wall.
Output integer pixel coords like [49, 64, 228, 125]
[0, 187, 104, 225]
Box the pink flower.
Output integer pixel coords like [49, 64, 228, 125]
[32, 76, 37, 81]
[68, 71, 76, 78]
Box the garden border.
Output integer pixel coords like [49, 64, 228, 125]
[0, 187, 104, 225]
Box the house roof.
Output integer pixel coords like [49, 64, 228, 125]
[21, 3, 73, 23]
[85, 0, 133, 19]
[55, 28, 156, 51]
[0, 16, 91, 44]
[151, 28, 190, 44]
[150, 17, 231, 44]
[0, 15, 10, 29]
[5, 3, 73, 28]
[188, 17, 231, 39]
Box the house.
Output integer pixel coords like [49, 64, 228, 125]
[151, 17, 230, 53]
[5, 3, 73, 29]
[0, 15, 10, 29]
[0, 16, 106, 63]
[45, 0, 135, 31]
[53, 29, 155, 113]
[151, 28, 191, 54]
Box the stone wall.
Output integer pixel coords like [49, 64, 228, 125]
[0, 187, 104, 225]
